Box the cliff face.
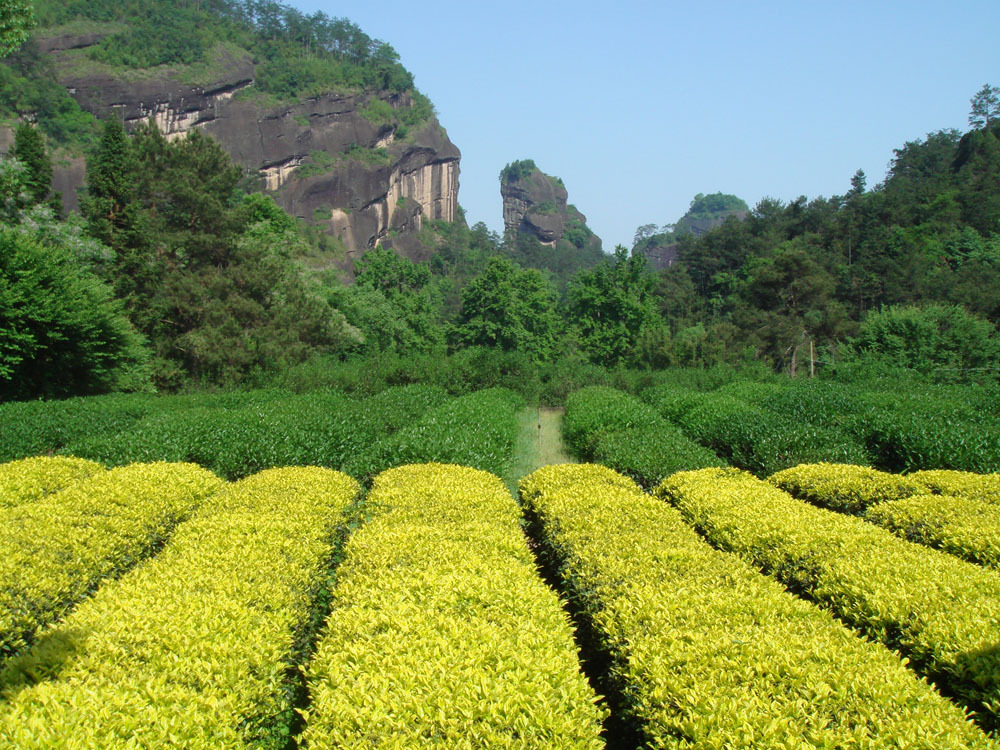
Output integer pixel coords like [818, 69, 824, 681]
[38, 33, 460, 265]
[500, 162, 601, 254]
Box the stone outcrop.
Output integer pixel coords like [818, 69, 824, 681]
[634, 200, 748, 271]
[34, 34, 460, 265]
[500, 161, 601, 253]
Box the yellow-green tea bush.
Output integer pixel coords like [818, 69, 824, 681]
[522, 464, 992, 748]
[865, 494, 1000, 569]
[0, 462, 222, 659]
[300, 463, 606, 749]
[908, 470, 1000, 503]
[769, 462, 924, 512]
[0, 466, 360, 749]
[659, 468, 1000, 728]
[0, 456, 104, 508]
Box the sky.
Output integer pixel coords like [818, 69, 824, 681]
[290, 0, 1000, 250]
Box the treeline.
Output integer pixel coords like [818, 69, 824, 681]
[3, 89, 1000, 401]
[643, 91, 1000, 374]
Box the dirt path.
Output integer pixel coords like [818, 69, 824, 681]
[506, 406, 576, 494]
[537, 407, 575, 466]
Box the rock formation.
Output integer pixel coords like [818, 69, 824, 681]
[33, 33, 460, 265]
[633, 193, 748, 271]
[499, 160, 601, 253]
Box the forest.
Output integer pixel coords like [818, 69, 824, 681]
[0, 0, 999, 401]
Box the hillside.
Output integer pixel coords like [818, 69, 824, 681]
[0, 0, 459, 263]
[499, 159, 604, 287]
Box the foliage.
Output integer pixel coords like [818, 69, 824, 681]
[0, 225, 150, 400]
[522, 464, 991, 748]
[659, 467, 1000, 730]
[453, 256, 560, 361]
[11, 121, 56, 210]
[77, 121, 357, 389]
[768, 462, 924, 513]
[0, 461, 222, 659]
[57, 386, 447, 481]
[907, 469, 1000, 502]
[865, 493, 1000, 569]
[0, 455, 103, 508]
[0, 46, 98, 148]
[567, 247, 657, 366]
[562, 386, 724, 488]
[0, 0, 34, 57]
[846, 304, 1000, 375]
[970, 84, 1000, 129]
[34, 0, 419, 101]
[302, 464, 606, 748]
[499, 158, 537, 183]
[343, 387, 524, 484]
[0, 466, 359, 749]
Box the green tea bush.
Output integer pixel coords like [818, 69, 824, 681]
[62, 386, 448, 480]
[564, 386, 723, 488]
[0, 393, 153, 461]
[343, 388, 524, 484]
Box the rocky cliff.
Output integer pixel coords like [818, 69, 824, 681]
[35, 32, 460, 265]
[633, 193, 748, 271]
[499, 160, 601, 253]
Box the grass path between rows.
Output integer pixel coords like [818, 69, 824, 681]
[507, 407, 576, 494]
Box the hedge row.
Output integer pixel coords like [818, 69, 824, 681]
[0, 393, 153, 462]
[0, 456, 104, 508]
[0, 462, 223, 659]
[658, 468, 1000, 729]
[866, 493, 1000, 570]
[342, 388, 525, 484]
[768, 462, 924, 513]
[519, 464, 990, 748]
[63, 385, 448, 480]
[760, 381, 1000, 473]
[562, 387, 723, 488]
[0, 467, 360, 748]
[909, 470, 1000, 503]
[643, 386, 871, 477]
[300, 463, 605, 748]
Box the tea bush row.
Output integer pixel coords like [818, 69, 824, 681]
[0, 456, 104, 508]
[0, 463, 222, 659]
[0, 467, 360, 748]
[658, 468, 1000, 729]
[342, 388, 525, 484]
[769, 462, 1000, 568]
[60, 385, 449, 480]
[520, 464, 990, 748]
[301, 464, 605, 748]
[643, 386, 871, 477]
[562, 387, 723, 488]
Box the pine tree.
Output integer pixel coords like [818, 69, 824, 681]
[11, 121, 60, 214]
[81, 117, 157, 328]
[969, 84, 1000, 129]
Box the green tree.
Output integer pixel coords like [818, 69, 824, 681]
[0, 155, 28, 222]
[567, 246, 656, 366]
[848, 304, 999, 376]
[453, 256, 559, 361]
[0, 0, 34, 57]
[970, 84, 1000, 129]
[81, 117, 157, 318]
[0, 225, 150, 400]
[11, 121, 60, 213]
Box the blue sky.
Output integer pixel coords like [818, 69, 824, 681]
[291, 0, 1000, 250]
